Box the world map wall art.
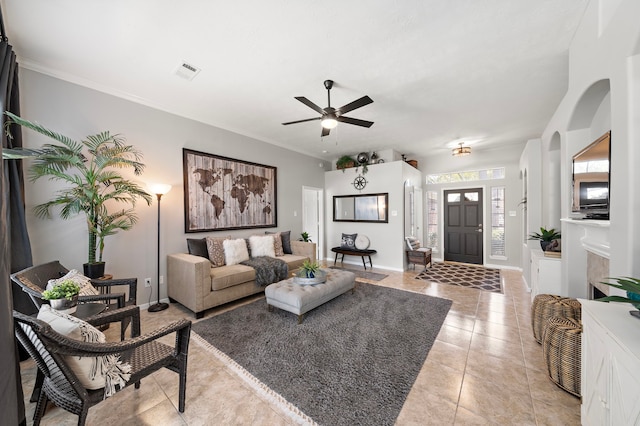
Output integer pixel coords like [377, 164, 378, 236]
[183, 148, 277, 232]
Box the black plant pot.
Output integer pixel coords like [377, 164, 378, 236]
[83, 262, 106, 279]
[540, 241, 552, 251]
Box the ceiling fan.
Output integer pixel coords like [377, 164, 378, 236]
[282, 80, 374, 137]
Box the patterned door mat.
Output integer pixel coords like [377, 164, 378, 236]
[415, 262, 502, 293]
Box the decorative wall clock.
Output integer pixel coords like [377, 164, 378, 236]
[353, 174, 368, 190]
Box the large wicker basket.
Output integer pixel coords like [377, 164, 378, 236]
[531, 294, 581, 343]
[542, 316, 582, 397]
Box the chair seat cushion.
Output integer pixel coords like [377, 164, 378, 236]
[37, 305, 131, 396]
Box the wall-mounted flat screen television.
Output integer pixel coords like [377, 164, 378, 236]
[571, 131, 610, 219]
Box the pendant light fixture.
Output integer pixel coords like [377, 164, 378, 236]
[452, 142, 471, 157]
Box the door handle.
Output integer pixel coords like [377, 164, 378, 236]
[476, 229, 482, 232]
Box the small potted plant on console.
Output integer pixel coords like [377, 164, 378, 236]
[528, 227, 561, 251]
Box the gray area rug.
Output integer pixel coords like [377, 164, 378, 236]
[192, 282, 452, 425]
[328, 265, 388, 281]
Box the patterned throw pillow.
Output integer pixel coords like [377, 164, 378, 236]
[249, 235, 276, 258]
[267, 230, 292, 254]
[272, 232, 285, 256]
[223, 238, 250, 265]
[206, 236, 229, 267]
[48, 269, 99, 297]
[341, 233, 358, 249]
[37, 305, 131, 397]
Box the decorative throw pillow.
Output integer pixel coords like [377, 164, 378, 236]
[37, 305, 131, 397]
[267, 230, 292, 254]
[355, 234, 370, 250]
[341, 233, 358, 249]
[206, 236, 229, 267]
[249, 235, 276, 258]
[272, 232, 284, 256]
[187, 238, 209, 259]
[223, 238, 250, 265]
[48, 269, 99, 297]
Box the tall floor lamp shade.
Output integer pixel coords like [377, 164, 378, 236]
[148, 183, 172, 313]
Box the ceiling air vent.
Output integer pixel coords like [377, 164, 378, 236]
[174, 61, 201, 81]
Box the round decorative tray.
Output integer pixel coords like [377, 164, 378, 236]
[293, 269, 327, 285]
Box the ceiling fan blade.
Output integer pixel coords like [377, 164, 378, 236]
[321, 126, 331, 137]
[337, 95, 373, 115]
[282, 117, 322, 125]
[337, 116, 374, 128]
[295, 96, 325, 115]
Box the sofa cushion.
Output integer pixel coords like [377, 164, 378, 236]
[187, 238, 209, 259]
[272, 232, 284, 256]
[210, 264, 256, 291]
[267, 230, 292, 254]
[206, 236, 229, 267]
[223, 238, 250, 266]
[280, 254, 308, 272]
[249, 235, 276, 258]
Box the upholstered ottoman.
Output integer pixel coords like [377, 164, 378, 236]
[265, 268, 356, 323]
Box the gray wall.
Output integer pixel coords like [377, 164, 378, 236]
[416, 143, 524, 269]
[19, 69, 329, 305]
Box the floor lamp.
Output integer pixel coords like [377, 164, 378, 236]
[148, 183, 172, 313]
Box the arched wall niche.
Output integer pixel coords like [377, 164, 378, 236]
[567, 79, 611, 131]
[547, 132, 562, 229]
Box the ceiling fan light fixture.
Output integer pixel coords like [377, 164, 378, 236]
[321, 116, 338, 129]
[452, 143, 471, 157]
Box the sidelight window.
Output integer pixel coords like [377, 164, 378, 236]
[491, 187, 506, 258]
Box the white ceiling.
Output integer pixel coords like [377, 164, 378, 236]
[2, 0, 588, 161]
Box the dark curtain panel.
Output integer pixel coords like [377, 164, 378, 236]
[0, 6, 29, 425]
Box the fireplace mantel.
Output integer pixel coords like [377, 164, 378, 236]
[561, 218, 610, 259]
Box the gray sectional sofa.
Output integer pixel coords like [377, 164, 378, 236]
[167, 240, 316, 318]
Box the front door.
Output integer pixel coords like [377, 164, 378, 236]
[444, 188, 483, 264]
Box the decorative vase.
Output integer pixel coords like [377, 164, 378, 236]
[83, 262, 105, 279]
[50, 295, 79, 313]
[540, 241, 552, 251]
[370, 152, 378, 164]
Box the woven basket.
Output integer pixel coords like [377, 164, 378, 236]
[531, 294, 581, 343]
[542, 316, 582, 397]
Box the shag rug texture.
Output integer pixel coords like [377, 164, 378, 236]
[191, 282, 452, 425]
[328, 265, 388, 281]
[415, 262, 503, 293]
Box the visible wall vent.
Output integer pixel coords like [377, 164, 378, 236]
[174, 61, 201, 81]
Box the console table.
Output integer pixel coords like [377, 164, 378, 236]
[331, 247, 377, 270]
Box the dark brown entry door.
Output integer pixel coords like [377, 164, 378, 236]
[444, 188, 483, 264]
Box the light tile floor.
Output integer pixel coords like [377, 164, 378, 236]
[19, 265, 581, 425]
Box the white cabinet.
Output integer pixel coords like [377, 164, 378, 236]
[529, 247, 561, 300]
[580, 300, 640, 425]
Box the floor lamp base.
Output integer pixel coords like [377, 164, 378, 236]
[148, 302, 169, 312]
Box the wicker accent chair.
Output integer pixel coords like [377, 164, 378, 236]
[14, 309, 191, 426]
[11, 260, 138, 340]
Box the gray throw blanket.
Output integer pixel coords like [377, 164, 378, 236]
[241, 256, 288, 287]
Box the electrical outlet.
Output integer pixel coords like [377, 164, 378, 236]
[144, 278, 152, 287]
[159, 275, 164, 284]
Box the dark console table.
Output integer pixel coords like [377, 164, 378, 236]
[331, 247, 377, 270]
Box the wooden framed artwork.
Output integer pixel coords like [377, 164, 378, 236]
[183, 148, 277, 232]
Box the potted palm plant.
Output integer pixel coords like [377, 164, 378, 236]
[5, 112, 153, 278]
[597, 277, 640, 318]
[528, 227, 561, 251]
